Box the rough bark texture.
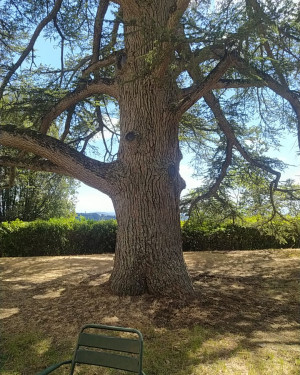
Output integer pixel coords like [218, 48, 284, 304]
[108, 1, 194, 295]
[111, 175, 193, 295]
[109, 81, 193, 295]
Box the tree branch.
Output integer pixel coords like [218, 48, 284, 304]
[148, 1, 190, 79]
[232, 54, 300, 149]
[82, 52, 118, 78]
[204, 91, 282, 188]
[176, 43, 226, 73]
[168, 0, 190, 31]
[177, 51, 237, 115]
[0, 125, 117, 194]
[40, 78, 118, 134]
[192, 44, 226, 64]
[0, 0, 63, 99]
[92, 0, 109, 65]
[60, 105, 75, 141]
[246, 0, 288, 86]
[0, 155, 72, 176]
[109, 7, 123, 48]
[187, 139, 234, 215]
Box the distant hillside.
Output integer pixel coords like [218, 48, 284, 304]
[76, 212, 116, 221]
[76, 212, 186, 221]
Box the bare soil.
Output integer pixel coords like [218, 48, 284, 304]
[0, 250, 299, 367]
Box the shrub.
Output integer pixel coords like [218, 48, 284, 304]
[67, 219, 117, 254]
[0, 217, 299, 257]
[0, 218, 117, 257]
[182, 222, 287, 251]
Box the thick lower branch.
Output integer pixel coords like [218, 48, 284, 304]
[0, 125, 117, 194]
[0, 156, 71, 176]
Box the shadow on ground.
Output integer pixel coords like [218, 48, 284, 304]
[0, 250, 299, 374]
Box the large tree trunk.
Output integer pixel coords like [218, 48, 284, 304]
[109, 79, 194, 296]
[108, 2, 194, 296]
[110, 167, 193, 296]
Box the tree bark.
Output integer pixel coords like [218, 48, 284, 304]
[108, 78, 194, 295]
[110, 178, 193, 296]
[108, 77, 192, 294]
[107, 1, 194, 296]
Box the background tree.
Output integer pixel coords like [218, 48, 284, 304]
[182, 172, 300, 228]
[0, 0, 299, 296]
[180, 125, 300, 225]
[0, 166, 77, 222]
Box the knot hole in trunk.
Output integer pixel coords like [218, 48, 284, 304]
[125, 131, 139, 142]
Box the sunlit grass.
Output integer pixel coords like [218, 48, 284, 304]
[0, 331, 72, 375]
[1, 249, 299, 375]
[1, 327, 299, 375]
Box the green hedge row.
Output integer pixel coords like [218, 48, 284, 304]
[181, 223, 291, 251]
[0, 218, 117, 257]
[0, 218, 299, 257]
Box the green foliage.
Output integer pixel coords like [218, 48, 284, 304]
[182, 175, 300, 238]
[1, 216, 299, 257]
[182, 221, 281, 251]
[0, 218, 117, 257]
[244, 214, 300, 247]
[67, 218, 118, 255]
[0, 169, 78, 222]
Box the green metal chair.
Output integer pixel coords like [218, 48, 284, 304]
[37, 324, 146, 374]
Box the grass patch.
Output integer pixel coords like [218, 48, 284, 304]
[0, 331, 72, 375]
[143, 326, 211, 374]
[1, 326, 299, 375]
[1, 250, 299, 374]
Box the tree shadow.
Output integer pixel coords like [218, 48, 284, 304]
[0, 250, 299, 374]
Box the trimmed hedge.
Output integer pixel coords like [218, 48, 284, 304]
[182, 223, 282, 251]
[0, 218, 117, 257]
[0, 218, 299, 257]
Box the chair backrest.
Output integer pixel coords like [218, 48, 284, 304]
[70, 324, 144, 374]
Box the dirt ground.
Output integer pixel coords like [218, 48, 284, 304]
[0, 250, 299, 364]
